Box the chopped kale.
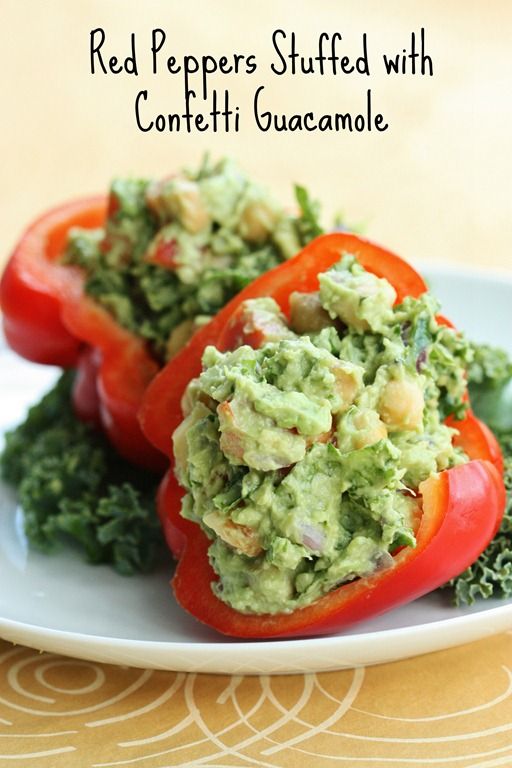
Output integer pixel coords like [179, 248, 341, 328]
[294, 184, 324, 241]
[1, 372, 163, 575]
[449, 342, 512, 605]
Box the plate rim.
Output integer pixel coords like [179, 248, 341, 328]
[0, 601, 511, 674]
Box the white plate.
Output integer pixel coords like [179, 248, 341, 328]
[1, 264, 511, 675]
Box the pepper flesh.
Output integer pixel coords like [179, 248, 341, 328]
[0, 198, 163, 469]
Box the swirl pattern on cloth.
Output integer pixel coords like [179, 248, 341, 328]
[0, 636, 511, 766]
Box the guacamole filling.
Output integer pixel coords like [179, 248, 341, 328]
[63, 157, 321, 361]
[174, 256, 473, 615]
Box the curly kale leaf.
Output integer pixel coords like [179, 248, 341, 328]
[468, 344, 512, 386]
[1, 372, 79, 485]
[468, 343, 512, 434]
[1, 372, 163, 575]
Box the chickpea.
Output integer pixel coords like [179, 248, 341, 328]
[218, 401, 245, 462]
[331, 362, 363, 413]
[379, 377, 425, 431]
[178, 180, 211, 233]
[161, 179, 210, 233]
[289, 292, 333, 333]
[203, 511, 262, 557]
[238, 199, 278, 243]
[352, 410, 388, 449]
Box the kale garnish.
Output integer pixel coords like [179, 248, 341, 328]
[1, 372, 164, 575]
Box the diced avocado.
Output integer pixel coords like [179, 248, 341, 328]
[319, 255, 396, 332]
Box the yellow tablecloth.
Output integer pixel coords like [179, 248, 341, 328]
[0, 634, 511, 766]
[1, 1, 511, 765]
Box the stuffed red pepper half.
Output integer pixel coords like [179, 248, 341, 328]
[0, 158, 320, 468]
[140, 233, 506, 638]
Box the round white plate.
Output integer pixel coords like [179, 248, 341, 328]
[1, 264, 511, 675]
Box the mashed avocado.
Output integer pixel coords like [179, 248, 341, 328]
[174, 255, 473, 616]
[63, 157, 322, 360]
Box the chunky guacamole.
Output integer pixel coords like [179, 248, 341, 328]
[174, 255, 472, 615]
[64, 157, 322, 360]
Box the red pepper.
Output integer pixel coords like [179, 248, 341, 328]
[447, 409, 504, 475]
[156, 469, 188, 559]
[140, 232, 506, 638]
[72, 346, 102, 428]
[0, 198, 164, 470]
